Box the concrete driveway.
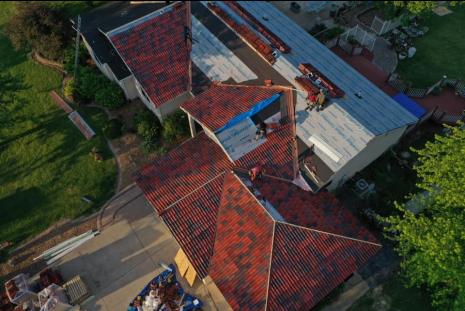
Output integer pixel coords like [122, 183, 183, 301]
[56, 185, 216, 311]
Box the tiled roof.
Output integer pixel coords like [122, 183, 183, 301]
[109, 2, 190, 108]
[252, 177, 378, 243]
[208, 173, 381, 311]
[181, 84, 280, 131]
[209, 173, 274, 311]
[135, 132, 232, 213]
[235, 124, 297, 181]
[161, 174, 225, 279]
[268, 222, 380, 310]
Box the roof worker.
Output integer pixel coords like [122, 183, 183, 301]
[249, 162, 265, 181]
[305, 92, 318, 112]
[315, 88, 326, 112]
[255, 121, 267, 140]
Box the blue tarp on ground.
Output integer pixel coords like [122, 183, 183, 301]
[214, 92, 282, 133]
[392, 93, 426, 119]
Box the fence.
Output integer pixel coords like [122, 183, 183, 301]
[370, 15, 402, 35]
[387, 74, 465, 99]
[431, 109, 464, 125]
[340, 25, 376, 52]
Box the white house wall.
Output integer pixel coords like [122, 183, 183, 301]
[158, 91, 193, 121]
[327, 125, 407, 190]
[118, 75, 139, 100]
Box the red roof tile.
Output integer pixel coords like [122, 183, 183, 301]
[109, 2, 190, 108]
[161, 174, 225, 279]
[252, 177, 379, 243]
[181, 84, 280, 131]
[209, 173, 274, 311]
[209, 172, 380, 311]
[235, 124, 297, 181]
[135, 132, 232, 213]
[268, 223, 380, 310]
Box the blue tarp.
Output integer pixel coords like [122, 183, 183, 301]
[392, 93, 426, 119]
[215, 93, 282, 133]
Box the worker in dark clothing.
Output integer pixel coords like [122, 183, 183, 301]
[255, 121, 267, 140]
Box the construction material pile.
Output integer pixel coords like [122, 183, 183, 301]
[225, 1, 291, 53]
[207, 2, 276, 64]
[128, 265, 202, 311]
[298, 63, 345, 98]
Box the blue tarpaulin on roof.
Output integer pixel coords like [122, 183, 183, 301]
[392, 93, 426, 119]
[214, 92, 282, 133]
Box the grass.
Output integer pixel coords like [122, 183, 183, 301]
[0, 2, 116, 246]
[396, 5, 465, 87]
[349, 273, 433, 311]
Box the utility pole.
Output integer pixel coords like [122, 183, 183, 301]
[73, 15, 81, 81]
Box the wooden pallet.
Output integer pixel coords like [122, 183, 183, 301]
[63, 275, 89, 305]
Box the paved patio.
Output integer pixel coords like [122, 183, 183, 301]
[56, 185, 216, 311]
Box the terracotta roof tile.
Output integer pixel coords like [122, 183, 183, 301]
[252, 177, 379, 243]
[109, 3, 190, 108]
[181, 84, 279, 131]
[209, 173, 274, 311]
[161, 174, 225, 279]
[267, 223, 380, 310]
[135, 132, 232, 213]
[235, 124, 297, 181]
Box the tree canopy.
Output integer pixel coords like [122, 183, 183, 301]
[386, 124, 465, 310]
[388, 1, 465, 15]
[6, 2, 71, 61]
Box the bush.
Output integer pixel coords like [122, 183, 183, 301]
[63, 45, 89, 73]
[6, 2, 71, 61]
[162, 110, 189, 141]
[64, 78, 75, 99]
[103, 119, 123, 139]
[309, 23, 327, 35]
[95, 83, 125, 109]
[134, 109, 162, 139]
[75, 66, 106, 102]
[321, 27, 344, 42]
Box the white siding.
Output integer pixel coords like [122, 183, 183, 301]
[328, 126, 407, 190]
[118, 75, 139, 100]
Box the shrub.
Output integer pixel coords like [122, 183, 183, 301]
[64, 78, 75, 99]
[134, 109, 162, 139]
[63, 45, 88, 73]
[95, 83, 125, 109]
[321, 27, 344, 42]
[162, 110, 189, 141]
[103, 119, 123, 139]
[309, 23, 327, 35]
[6, 2, 71, 61]
[75, 66, 106, 102]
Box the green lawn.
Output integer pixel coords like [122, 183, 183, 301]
[396, 5, 465, 87]
[0, 2, 116, 245]
[349, 273, 433, 311]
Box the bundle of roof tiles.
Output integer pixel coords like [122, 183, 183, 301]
[207, 2, 276, 64]
[298, 63, 345, 98]
[225, 1, 291, 53]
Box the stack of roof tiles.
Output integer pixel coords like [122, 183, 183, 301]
[298, 63, 345, 98]
[225, 1, 291, 53]
[207, 2, 276, 64]
[295, 76, 320, 97]
[109, 2, 190, 108]
[136, 83, 381, 310]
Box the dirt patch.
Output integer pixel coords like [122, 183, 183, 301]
[0, 215, 97, 282]
[358, 7, 386, 27]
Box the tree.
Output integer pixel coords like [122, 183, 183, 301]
[387, 1, 464, 15]
[0, 73, 21, 107]
[6, 2, 71, 61]
[75, 67, 107, 102]
[386, 124, 465, 310]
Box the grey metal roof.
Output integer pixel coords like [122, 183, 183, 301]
[238, 1, 418, 170]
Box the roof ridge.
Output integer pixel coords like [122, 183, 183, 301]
[264, 221, 276, 311]
[159, 171, 226, 216]
[230, 172, 277, 223]
[106, 1, 178, 36]
[275, 220, 382, 247]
